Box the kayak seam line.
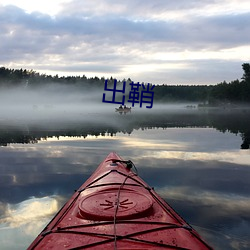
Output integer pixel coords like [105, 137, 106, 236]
[148, 189, 186, 225]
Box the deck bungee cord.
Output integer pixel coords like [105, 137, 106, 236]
[111, 159, 138, 249]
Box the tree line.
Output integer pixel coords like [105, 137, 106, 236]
[208, 63, 250, 105]
[0, 63, 249, 104]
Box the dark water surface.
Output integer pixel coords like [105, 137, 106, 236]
[0, 107, 250, 249]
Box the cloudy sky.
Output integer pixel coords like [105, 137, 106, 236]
[0, 0, 250, 85]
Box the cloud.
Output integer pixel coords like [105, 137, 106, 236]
[0, 1, 250, 84]
[58, 0, 244, 19]
[5, 4, 247, 49]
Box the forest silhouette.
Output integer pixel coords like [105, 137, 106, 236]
[0, 63, 250, 105]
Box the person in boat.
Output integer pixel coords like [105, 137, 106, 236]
[124, 105, 131, 111]
[119, 105, 123, 109]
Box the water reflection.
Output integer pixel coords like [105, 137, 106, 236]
[0, 107, 250, 149]
[0, 113, 250, 249]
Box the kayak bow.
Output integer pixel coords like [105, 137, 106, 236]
[28, 152, 213, 249]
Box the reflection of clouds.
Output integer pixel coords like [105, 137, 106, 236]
[118, 129, 188, 151]
[153, 150, 250, 166]
[0, 196, 62, 250]
[157, 186, 250, 216]
[0, 202, 7, 218]
[0, 196, 59, 230]
[5, 128, 246, 171]
[194, 223, 250, 250]
[157, 186, 250, 249]
[117, 127, 243, 152]
[121, 138, 185, 150]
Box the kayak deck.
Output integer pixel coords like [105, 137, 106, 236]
[28, 152, 213, 249]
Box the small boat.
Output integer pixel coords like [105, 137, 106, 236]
[28, 152, 213, 249]
[115, 106, 131, 114]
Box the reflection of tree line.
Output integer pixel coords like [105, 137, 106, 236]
[0, 110, 249, 149]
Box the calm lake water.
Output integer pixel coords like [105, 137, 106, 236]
[0, 106, 250, 249]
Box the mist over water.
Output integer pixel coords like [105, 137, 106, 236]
[0, 84, 200, 127]
[0, 85, 103, 115]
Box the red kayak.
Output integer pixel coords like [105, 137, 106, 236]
[28, 152, 213, 249]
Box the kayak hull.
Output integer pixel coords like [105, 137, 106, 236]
[28, 152, 213, 249]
